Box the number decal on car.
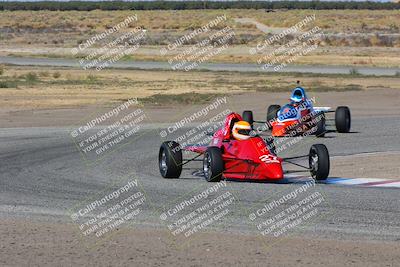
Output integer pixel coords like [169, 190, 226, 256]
[259, 154, 280, 164]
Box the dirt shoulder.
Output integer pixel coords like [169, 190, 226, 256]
[331, 152, 400, 180]
[1, 86, 399, 128]
[2, 65, 400, 110]
[0, 217, 399, 267]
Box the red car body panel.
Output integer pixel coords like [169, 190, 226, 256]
[184, 113, 284, 181]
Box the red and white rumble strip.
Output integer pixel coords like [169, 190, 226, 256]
[285, 175, 400, 188]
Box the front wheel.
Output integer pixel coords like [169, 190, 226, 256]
[309, 144, 330, 180]
[335, 106, 351, 133]
[159, 141, 182, 178]
[266, 105, 281, 130]
[203, 147, 224, 182]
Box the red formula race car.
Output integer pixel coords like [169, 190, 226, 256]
[242, 86, 351, 137]
[158, 112, 330, 182]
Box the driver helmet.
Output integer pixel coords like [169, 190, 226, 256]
[290, 87, 305, 104]
[232, 121, 252, 141]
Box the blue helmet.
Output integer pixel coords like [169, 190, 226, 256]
[290, 87, 306, 103]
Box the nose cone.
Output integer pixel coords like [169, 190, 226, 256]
[272, 123, 288, 137]
[263, 163, 284, 180]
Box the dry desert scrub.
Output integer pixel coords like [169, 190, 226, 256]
[1, 65, 400, 109]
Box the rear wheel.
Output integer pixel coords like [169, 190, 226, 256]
[242, 110, 254, 127]
[314, 113, 326, 137]
[203, 147, 224, 182]
[267, 105, 281, 129]
[335, 106, 351, 133]
[309, 144, 330, 180]
[159, 141, 182, 178]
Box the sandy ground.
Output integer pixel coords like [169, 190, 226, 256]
[1, 218, 399, 267]
[1, 88, 400, 128]
[1, 64, 400, 109]
[331, 152, 400, 179]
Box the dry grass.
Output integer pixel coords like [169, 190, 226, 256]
[1, 65, 399, 109]
[1, 10, 400, 47]
[2, 45, 400, 68]
[1, 10, 399, 34]
[239, 9, 400, 34]
[1, 10, 399, 67]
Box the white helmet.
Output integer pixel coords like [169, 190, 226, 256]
[232, 121, 252, 141]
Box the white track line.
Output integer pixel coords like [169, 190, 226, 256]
[284, 175, 400, 189]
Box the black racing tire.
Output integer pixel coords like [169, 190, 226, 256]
[159, 141, 182, 178]
[309, 144, 330, 180]
[314, 113, 326, 137]
[335, 106, 351, 133]
[267, 105, 281, 129]
[203, 147, 224, 182]
[242, 110, 254, 127]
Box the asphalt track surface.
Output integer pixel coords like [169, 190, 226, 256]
[1, 56, 400, 75]
[1, 115, 400, 242]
